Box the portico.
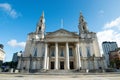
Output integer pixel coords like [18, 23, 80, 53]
[43, 42, 81, 70]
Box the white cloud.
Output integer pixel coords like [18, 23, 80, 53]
[104, 17, 120, 29]
[97, 17, 120, 54]
[97, 29, 120, 53]
[7, 39, 26, 48]
[0, 3, 20, 18]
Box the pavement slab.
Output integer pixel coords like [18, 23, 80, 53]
[0, 73, 120, 80]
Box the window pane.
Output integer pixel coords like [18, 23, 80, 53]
[87, 47, 91, 57]
[69, 48, 73, 56]
[60, 48, 64, 57]
[34, 48, 37, 57]
[51, 47, 55, 57]
[42, 47, 45, 57]
[79, 48, 82, 57]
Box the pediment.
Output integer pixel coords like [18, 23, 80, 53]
[46, 29, 79, 37]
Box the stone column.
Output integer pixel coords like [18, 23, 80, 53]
[46, 57, 49, 70]
[76, 43, 81, 69]
[43, 43, 48, 70]
[46, 46, 49, 70]
[66, 42, 70, 70]
[55, 42, 58, 70]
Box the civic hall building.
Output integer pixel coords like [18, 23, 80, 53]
[17, 12, 107, 72]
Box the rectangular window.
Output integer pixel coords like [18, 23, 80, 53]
[79, 47, 82, 57]
[69, 48, 73, 56]
[51, 47, 55, 57]
[33, 48, 37, 57]
[34, 48, 37, 57]
[42, 47, 45, 57]
[60, 48, 64, 57]
[86, 46, 91, 57]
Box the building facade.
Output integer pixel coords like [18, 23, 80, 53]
[17, 12, 107, 72]
[109, 48, 120, 68]
[102, 42, 118, 66]
[12, 51, 22, 62]
[0, 44, 5, 67]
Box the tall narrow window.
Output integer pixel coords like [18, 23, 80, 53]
[42, 47, 45, 57]
[69, 48, 73, 56]
[79, 47, 82, 57]
[51, 47, 55, 57]
[34, 48, 37, 57]
[86, 46, 91, 57]
[60, 47, 64, 57]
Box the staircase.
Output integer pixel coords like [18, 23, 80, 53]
[46, 70, 74, 74]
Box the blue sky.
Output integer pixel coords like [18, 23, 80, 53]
[0, 0, 120, 61]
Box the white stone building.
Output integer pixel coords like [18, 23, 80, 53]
[0, 44, 5, 66]
[17, 12, 107, 72]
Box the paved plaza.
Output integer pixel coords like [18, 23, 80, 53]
[0, 73, 120, 80]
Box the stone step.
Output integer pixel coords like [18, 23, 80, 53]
[46, 70, 74, 73]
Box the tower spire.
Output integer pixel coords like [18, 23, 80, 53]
[42, 11, 44, 18]
[36, 12, 45, 40]
[78, 12, 89, 34]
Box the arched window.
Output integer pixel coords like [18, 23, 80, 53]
[83, 26, 85, 30]
[39, 27, 41, 31]
[41, 20, 42, 23]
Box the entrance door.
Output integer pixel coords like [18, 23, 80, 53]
[51, 61, 54, 69]
[60, 61, 64, 69]
[70, 61, 74, 69]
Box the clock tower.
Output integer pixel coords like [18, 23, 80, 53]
[36, 12, 45, 40]
[78, 12, 89, 34]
